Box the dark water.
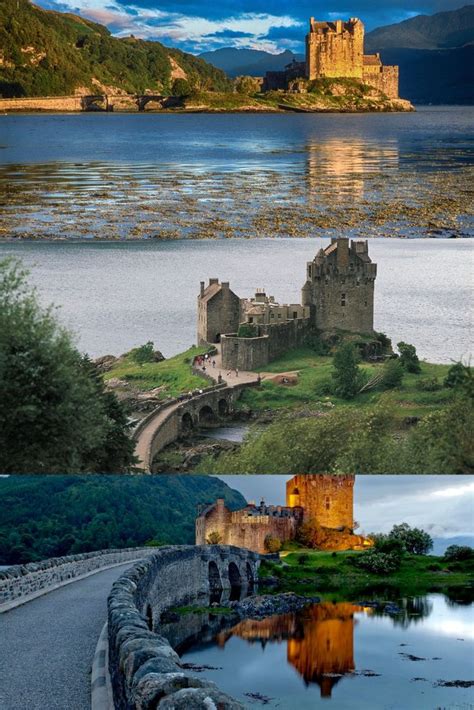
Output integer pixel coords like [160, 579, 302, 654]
[1, 107, 473, 240]
[180, 595, 474, 709]
[0, 238, 472, 362]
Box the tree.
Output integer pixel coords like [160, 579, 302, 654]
[389, 523, 433, 555]
[206, 531, 223, 545]
[264, 535, 282, 553]
[172, 78, 191, 97]
[0, 258, 136, 473]
[234, 75, 261, 95]
[444, 361, 471, 389]
[382, 358, 404, 389]
[397, 342, 421, 373]
[443, 545, 474, 562]
[130, 341, 155, 365]
[332, 342, 366, 399]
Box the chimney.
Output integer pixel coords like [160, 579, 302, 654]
[336, 238, 349, 268]
[209, 278, 219, 286]
[200, 281, 205, 297]
[221, 281, 229, 290]
[336, 19, 343, 33]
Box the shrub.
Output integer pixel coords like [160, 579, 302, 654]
[373, 534, 405, 557]
[264, 535, 282, 553]
[416, 377, 441, 392]
[305, 333, 330, 356]
[172, 78, 191, 96]
[443, 545, 474, 562]
[352, 550, 401, 574]
[130, 341, 155, 365]
[397, 341, 421, 373]
[375, 331, 392, 352]
[332, 342, 367, 399]
[382, 358, 404, 389]
[298, 553, 309, 565]
[389, 523, 433, 555]
[444, 362, 471, 389]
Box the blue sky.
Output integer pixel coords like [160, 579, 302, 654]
[218, 475, 474, 540]
[35, 0, 466, 53]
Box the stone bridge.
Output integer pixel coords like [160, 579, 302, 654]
[109, 545, 260, 709]
[1, 544, 261, 709]
[133, 381, 257, 472]
[0, 94, 181, 113]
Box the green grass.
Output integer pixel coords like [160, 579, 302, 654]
[260, 549, 474, 599]
[237, 347, 452, 421]
[103, 346, 209, 397]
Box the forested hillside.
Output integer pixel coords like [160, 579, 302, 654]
[0, 475, 246, 564]
[0, 0, 231, 97]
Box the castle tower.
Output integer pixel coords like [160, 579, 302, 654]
[302, 237, 377, 334]
[197, 279, 241, 345]
[286, 474, 354, 529]
[306, 18, 364, 81]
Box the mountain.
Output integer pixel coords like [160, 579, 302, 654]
[365, 5, 474, 50]
[366, 5, 474, 104]
[0, 0, 230, 98]
[199, 48, 304, 78]
[0, 475, 246, 565]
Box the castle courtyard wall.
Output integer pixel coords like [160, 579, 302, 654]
[363, 66, 399, 100]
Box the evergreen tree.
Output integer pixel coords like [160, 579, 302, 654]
[332, 342, 365, 399]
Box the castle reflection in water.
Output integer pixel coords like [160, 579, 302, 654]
[216, 602, 371, 698]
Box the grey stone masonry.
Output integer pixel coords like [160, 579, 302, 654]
[0, 548, 154, 605]
[108, 545, 260, 709]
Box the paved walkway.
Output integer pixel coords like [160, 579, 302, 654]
[0, 562, 135, 710]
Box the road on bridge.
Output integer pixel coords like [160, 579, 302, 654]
[0, 562, 135, 710]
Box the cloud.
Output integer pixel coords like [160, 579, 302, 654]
[219, 475, 474, 539]
[34, 0, 468, 53]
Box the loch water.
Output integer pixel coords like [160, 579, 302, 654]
[179, 594, 474, 709]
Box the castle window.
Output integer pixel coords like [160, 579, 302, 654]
[249, 317, 253, 323]
[278, 313, 281, 318]
[293, 312, 298, 319]
[325, 496, 330, 510]
[364, 300, 368, 307]
[341, 293, 346, 306]
[270, 312, 274, 318]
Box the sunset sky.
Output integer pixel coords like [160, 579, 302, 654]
[218, 475, 474, 541]
[34, 0, 465, 53]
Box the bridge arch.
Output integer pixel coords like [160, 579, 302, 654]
[228, 561, 241, 588]
[181, 411, 194, 432]
[246, 562, 255, 584]
[208, 560, 222, 592]
[199, 405, 216, 425]
[218, 398, 229, 416]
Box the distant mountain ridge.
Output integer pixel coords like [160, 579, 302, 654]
[198, 48, 304, 78]
[200, 6, 474, 105]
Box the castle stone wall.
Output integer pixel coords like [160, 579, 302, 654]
[221, 318, 310, 370]
[306, 19, 365, 80]
[0, 548, 153, 605]
[196, 499, 300, 554]
[108, 545, 259, 709]
[363, 65, 399, 100]
[198, 280, 241, 345]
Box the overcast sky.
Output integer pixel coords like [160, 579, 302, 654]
[218, 475, 474, 539]
[35, 0, 466, 53]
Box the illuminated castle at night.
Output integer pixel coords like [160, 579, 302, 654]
[196, 474, 372, 555]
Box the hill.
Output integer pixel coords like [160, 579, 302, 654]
[198, 48, 304, 78]
[0, 0, 230, 98]
[0, 475, 246, 564]
[366, 5, 474, 104]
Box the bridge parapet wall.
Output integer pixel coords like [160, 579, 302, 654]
[0, 547, 153, 605]
[108, 544, 260, 709]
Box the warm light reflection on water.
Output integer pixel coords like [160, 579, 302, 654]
[180, 594, 474, 709]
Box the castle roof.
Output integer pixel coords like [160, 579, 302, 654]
[363, 54, 382, 67]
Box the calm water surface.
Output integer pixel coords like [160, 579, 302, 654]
[0, 238, 471, 362]
[180, 595, 474, 709]
[1, 107, 473, 239]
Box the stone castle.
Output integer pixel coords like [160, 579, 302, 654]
[264, 17, 399, 100]
[197, 237, 377, 371]
[195, 474, 372, 555]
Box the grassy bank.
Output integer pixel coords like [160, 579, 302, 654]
[260, 549, 474, 600]
[103, 346, 209, 398]
[238, 347, 452, 421]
